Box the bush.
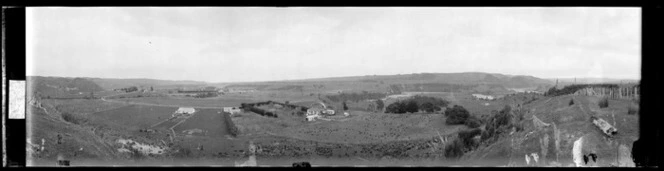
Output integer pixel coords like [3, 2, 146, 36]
[405, 101, 419, 113]
[444, 139, 464, 159]
[223, 112, 240, 137]
[385, 101, 408, 114]
[464, 116, 482, 128]
[458, 128, 482, 151]
[569, 99, 574, 106]
[627, 103, 638, 115]
[420, 102, 441, 113]
[61, 112, 88, 125]
[445, 105, 470, 125]
[598, 97, 609, 108]
[480, 105, 514, 143]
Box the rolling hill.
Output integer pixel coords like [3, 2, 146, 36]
[84, 78, 207, 90]
[27, 76, 105, 98]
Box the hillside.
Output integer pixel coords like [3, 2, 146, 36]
[27, 76, 105, 98]
[279, 72, 553, 87]
[222, 72, 554, 96]
[85, 78, 207, 90]
[460, 94, 638, 167]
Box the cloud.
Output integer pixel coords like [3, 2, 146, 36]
[27, 7, 641, 82]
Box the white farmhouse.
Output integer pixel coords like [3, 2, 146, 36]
[175, 107, 195, 114]
[306, 107, 323, 121]
[173, 107, 195, 117]
[222, 107, 242, 115]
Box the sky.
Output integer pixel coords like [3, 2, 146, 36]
[26, 7, 641, 83]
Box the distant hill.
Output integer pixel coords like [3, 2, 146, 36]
[84, 78, 208, 90]
[275, 72, 554, 89]
[27, 76, 105, 98]
[548, 78, 639, 85]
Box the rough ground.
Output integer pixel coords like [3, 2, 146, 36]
[461, 94, 638, 167]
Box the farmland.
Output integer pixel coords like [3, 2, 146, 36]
[89, 105, 178, 130]
[25, 73, 641, 166]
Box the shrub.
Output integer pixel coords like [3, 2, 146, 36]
[385, 101, 408, 114]
[223, 112, 240, 137]
[569, 99, 574, 106]
[627, 103, 638, 115]
[458, 128, 482, 151]
[445, 105, 470, 125]
[375, 99, 385, 112]
[444, 139, 464, 159]
[61, 112, 88, 125]
[464, 116, 482, 128]
[405, 101, 419, 113]
[420, 102, 441, 113]
[598, 97, 609, 108]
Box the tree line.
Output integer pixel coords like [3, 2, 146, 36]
[384, 95, 450, 114]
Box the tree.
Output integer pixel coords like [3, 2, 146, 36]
[445, 105, 470, 125]
[375, 99, 385, 112]
[405, 101, 419, 113]
[342, 101, 349, 111]
[386, 101, 407, 114]
[420, 102, 439, 113]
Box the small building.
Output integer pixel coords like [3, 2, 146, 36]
[307, 107, 322, 116]
[174, 107, 195, 117]
[322, 109, 335, 115]
[223, 107, 242, 115]
[306, 107, 323, 121]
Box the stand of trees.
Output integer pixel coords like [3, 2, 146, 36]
[240, 103, 278, 118]
[117, 86, 138, 93]
[385, 95, 449, 114]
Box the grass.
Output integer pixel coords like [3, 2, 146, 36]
[43, 99, 128, 115]
[172, 109, 230, 138]
[89, 105, 178, 130]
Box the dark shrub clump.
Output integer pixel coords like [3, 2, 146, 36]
[464, 116, 482, 128]
[445, 105, 470, 125]
[598, 97, 609, 108]
[627, 103, 638, 115]
[444, 139, 464, 159]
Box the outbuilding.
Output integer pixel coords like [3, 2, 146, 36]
[175, 107, 195, 114]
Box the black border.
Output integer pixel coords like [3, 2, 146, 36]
[4, 6, 27, 167]
[2, 4, 662, 168]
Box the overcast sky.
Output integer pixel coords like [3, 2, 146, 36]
[26, 7, 641, 83]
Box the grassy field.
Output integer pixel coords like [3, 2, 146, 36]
[42, 99, 128, 115]
[27, 106, 122, 166]
[173, 109, 229, 138]
[89, 105, 178, 131]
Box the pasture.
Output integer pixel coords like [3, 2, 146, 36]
[173, 109, 230, 138]
[89, 105, 178, 131]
